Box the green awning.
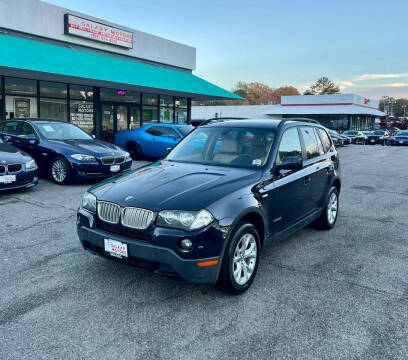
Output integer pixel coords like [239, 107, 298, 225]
[0, 34, 242, 100]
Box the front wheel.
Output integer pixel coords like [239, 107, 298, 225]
[217, 223, 260, 295]
[315, 187, 339, 230]
[50, 157, 71, 184]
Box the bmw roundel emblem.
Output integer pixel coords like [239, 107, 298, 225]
[124, 195, 134, 202]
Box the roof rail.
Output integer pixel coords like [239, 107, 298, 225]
[278, 117, 319, 128]
[199, 117, 247, 126]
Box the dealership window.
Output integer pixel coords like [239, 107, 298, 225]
[70, 85, 94, 134]
[159, 95, 174, 123]
[130, 106, 141, 130]
[143, 106, 158, 125]
[143, 93, 158, 106]
[5, 95, 38, 119]
[40, 81, 67, 98]
[5, 77, 37, 95]
[40, 98, 67, 121]
[0, 76, 3, 122]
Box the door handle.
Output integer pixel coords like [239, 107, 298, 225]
[304, 176, 311, 185]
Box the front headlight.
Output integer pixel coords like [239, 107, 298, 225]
[156, 209, 214, 231]
[124, 151, 131, 160]
[71, 154, 96, 162]
[82, 192, 97, 212]
[25, 159, 37, 170]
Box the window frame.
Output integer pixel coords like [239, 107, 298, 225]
[299, 126, 321, 161]
[19, 121, 39, 139]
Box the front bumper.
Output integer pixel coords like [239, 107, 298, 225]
[77, 209, 222, 283]
[367, 138, 384, 144]
[0, 169, 38, 192]
[391, 139, 408, 145]
[71, 159, 132, 179]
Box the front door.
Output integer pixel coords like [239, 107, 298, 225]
[101, 104, 128, 143]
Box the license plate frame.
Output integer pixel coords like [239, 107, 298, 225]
[0, 175, 16, 184]
[110, 165, 120, 172]
[104, 238, 128, 258]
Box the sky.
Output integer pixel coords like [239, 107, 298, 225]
[47, 0, 408, 100]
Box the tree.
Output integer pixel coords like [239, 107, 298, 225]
[380, 97, 408, 117]
[304, 77, 340, 95]
[277, 86, 300, 96]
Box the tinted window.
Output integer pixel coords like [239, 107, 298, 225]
[317, 128, 332, 153]
[313, 128, 325, 155]
[146, 126, 179, 138]
[276, 127, 302, 165]
[300, 127, 320, 159]
[20, 123, 37, 137]
[2, 121, 20, 135]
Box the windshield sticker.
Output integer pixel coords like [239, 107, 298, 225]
[252, 159, 262, 167]
[42, 125, 55, 132]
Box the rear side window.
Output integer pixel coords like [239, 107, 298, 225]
[300, 127, 320, 159]
[276, 127, 302, 165]
[317, 128, 332, 153]
[2, 121, 20, 135]
[146, 126, 179, 138]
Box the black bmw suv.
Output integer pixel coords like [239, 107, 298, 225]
[77, 119, 341, 294]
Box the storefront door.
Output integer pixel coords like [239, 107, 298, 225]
[101, 103, 128, 142]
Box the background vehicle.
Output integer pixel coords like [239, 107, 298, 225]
[77, 119, 341, 295]
[380, 126, 400, 136]
[390, 130, 408, 146]
[114, 123, 193, 160]
[327, 129, 346, 146]
[0, 135, 38, 191]
[0, 119, 131, 184]
[343, 130, 367, 144]
[366, 130, 391, 145]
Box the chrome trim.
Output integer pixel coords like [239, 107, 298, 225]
[121, 207, 154, 230]
[101, 156, 125, 165]
[97, 201, 121, 224]
[4, 163, 23, 174]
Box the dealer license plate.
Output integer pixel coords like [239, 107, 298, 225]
[110, 165, 120, 172]
[104, 239, 128, 258]
[399, 140, 404, 144]
[0, 175, 16, 184]
[371, 140, 375, 143]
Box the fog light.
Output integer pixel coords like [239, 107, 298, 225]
[180, 239, 193, 252]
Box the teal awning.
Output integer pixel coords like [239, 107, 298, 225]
[0, 34, 241, 100]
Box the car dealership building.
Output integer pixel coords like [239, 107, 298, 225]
[0, 0, 239, 141]
[192, 94, 385, 131]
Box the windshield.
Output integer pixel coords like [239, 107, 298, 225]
[373, 130, 385, 135]
[178, 125, 194, 137]
[36, 122, 92, 140]
[167, 127, 276, 168]
[344, 131, 357, 135]
[395, 130, 408, 136]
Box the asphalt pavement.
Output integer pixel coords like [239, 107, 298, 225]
[1, 146, 408, 359]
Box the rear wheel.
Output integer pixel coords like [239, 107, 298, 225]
[50, 157, 70, 184]
[126, 142, 142, 160]
[315, 187, 339, 230]
[217, 223, 260, 295]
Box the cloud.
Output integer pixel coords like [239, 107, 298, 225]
[338, 80, 356, 87]
[353, 73, 408, 81]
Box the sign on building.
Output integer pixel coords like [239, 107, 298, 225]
[64, 14, 133, 49]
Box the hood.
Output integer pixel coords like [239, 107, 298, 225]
[0, 142, 31, 164]
[90, 161, 261, 211]
[47, 139, 124, 156]
[394, 135, 408, 139]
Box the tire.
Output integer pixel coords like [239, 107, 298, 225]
[126, 142, 142, 160]
[315, 187, 339, 230]
[50, 156, 71, 184]
[217, 223, 260, 295]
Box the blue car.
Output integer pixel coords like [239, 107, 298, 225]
[390, 130, 408, 146]
[0, 119, 132, 184]
[114, 123, 193, 160]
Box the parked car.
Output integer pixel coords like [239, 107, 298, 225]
[0, 119, 132, 184]
[0, 135, 38, 191]
[342, 130, 367, 144]
[77, 119, 341, 294]
[366, 130, 391, 145]
[389, 130, 408, 146]
[380, 126, 400, 136]
[327, 129, 347, 146]
[114, 123, 193, 160]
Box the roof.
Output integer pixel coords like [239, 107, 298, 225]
[266, 104, 384, 116]
[0, 34, 242, 101]
[1, 118, 68, 123]
[202, 118, 321, 130]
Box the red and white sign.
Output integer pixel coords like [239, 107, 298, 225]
[64, 14, 133, 49]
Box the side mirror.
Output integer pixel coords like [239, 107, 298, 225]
[3, 135, 12, 142]
[92, 134, 96, 139]
[273, 156, 303, 175]
[25, 134, 38, 144]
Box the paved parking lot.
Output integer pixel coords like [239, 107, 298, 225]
[1, 145, 408, 359]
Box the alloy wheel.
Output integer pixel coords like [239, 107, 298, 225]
[232, 233, 257, 286]
[327, 192, 338, 225]
[52, 159, 67, 183]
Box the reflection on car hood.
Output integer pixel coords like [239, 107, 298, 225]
[0, 142, 30, 164]
[90, 161, 261, 211]
[48, 139, 123, 156]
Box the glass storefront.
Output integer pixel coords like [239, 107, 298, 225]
[0, 76, 191, 141]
